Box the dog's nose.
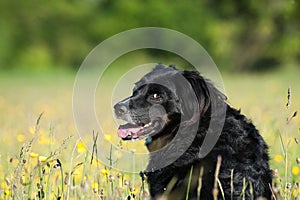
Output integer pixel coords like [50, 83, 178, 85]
[114, 102, 128, 118]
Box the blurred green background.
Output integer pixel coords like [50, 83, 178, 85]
[0, 0, 299, 72]
[0, 2, 300, 197]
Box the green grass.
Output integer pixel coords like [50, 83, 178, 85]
[0, 66, 299, 199]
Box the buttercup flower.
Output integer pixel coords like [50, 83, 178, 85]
[38, 156, 48, 162]
[29, 152, 39, 158]
[274, 155, 283, 163]
[292, 166, 299, 175]
[77, 141, 87, 153]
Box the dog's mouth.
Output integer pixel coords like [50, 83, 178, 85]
[117, 121, 160, 141]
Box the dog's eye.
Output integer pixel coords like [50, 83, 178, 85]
[153, 94, 160, 99]
[149, 93, 162, 102]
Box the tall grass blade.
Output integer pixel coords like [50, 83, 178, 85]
[186, 165, 194, 200]
[197, 166, 204, 200]
[277, 130, 286, 159]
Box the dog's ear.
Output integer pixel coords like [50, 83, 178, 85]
[178, 70, 226, 122]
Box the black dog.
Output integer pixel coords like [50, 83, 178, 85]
[114, 65, 272, 199]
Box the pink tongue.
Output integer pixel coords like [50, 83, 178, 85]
[118, 125, 142, 139]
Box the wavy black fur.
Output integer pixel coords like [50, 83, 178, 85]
[115, 65, 272, 199]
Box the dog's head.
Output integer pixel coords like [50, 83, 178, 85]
[114, 64, 225, 146]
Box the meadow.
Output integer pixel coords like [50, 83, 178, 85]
[0, 67, 299, 199]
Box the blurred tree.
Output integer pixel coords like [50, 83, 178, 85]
[0, 0, 298, 71]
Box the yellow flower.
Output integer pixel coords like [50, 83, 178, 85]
[91, 159, 102, 168]
[292, 187, 299, 196]
[38, 135, 51, 145]
[72, 168, 82, 183]
[131, 188, 138, 195]
[123, 174, 130, 181]
[4, 189, 10, 196]
[292, 166, 299, 175]
[29, 152, 39, 158]
[274, 155, 283, 163]
[104, 134, 112, 142]
[21, 175, 27, 184]
[100, 169, 109, 176]
[38, 156, 48, 162]
[29, 126, 35, 135]
[77, 141, 87, 153]
[1, 182, 8, 189]
[91, 182, 99, 189]
[17, 134, 26, 142]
